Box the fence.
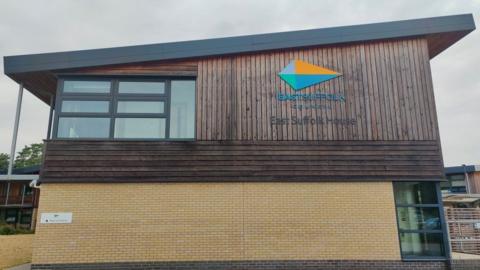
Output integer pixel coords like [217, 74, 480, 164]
[445, 207, 480, 255]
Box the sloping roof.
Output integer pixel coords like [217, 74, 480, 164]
[4, 14, 475, 74]
[2, 14, 476, 104]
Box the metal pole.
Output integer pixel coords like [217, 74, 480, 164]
[5, 182, 10, 206]
[7, 83, 23, 176]
[46, 95, 54, 139]
[463, 164, 471, 194]
[21, 184, 25, 205]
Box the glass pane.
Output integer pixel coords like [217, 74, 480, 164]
[63, 81, 110, 93]
[447, 174, 465, 181]
[394, 182, 438, 205]
[57, 117, 110, 138]
[400, 232, 445, 257]
[62, 100, 109, 113]
[114, 118, 165, 139]
[118, 81, 165, 94]
[170, 80, 195, 139]
[397, 207, 441, 230]
[117, 101, 164, 114]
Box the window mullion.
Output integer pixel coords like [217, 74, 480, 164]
[165, 80, 171, 139]
[110, 79, 118, 139]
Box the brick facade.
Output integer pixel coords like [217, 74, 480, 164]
[34, 182, 400, 264]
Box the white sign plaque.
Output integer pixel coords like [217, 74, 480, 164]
[40, 212, 73, 224]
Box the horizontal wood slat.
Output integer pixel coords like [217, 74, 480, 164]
[40, 140, 444, 183]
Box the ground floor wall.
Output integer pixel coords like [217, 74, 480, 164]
[31, 181, 463, 269]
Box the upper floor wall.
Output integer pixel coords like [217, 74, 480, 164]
[69, 37, 438, 141]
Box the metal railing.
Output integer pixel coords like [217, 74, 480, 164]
[0, 195, 34, 206]
[445, 207, 480, 255]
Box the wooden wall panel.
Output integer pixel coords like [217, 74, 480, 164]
[193, 37, 437, 141]
[65, 37, 438, 142]
[40, 140, 444, 183]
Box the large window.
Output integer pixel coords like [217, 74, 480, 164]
[393, 182, 448, 260]
[54, 78, 196, 140]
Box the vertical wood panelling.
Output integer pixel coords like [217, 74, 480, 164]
[70, 38, 438, 141]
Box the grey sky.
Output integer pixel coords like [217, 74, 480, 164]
[0, 0, 478, 166]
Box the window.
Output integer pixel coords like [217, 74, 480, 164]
[114, 118, 166, 139]
[170, 80, 195, 138]
[117, 101, 164, 114]
[393, 182, 447, 259]
[61, 100, 109, 113]
[54, 78, 195, 140]
[63, 80, 111, 93]
[57, 117, 110, 138]
[118, 81, 165, 94]
[441, 174, 467, 193]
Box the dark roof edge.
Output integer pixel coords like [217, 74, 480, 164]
[4, 13, 475, 74]
[445, 165, 480, 175]
[0, 164, 41, 175]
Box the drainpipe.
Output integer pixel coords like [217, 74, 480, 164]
[8, 83, 23, 176]
[463, 164, 471, 194]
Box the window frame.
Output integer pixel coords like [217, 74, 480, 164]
[53, 76, 196, 141]
[393, 181, 450, 261]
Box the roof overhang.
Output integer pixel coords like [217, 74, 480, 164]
[445, 164, 480, 175]
[3, 13, 476, 104]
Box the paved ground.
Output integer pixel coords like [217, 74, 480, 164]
[4, 264, 31, 270]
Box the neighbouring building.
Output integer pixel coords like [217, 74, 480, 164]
[442, 165, 480, 194]
[3, 14, 477, 270]
[0, 165, 40, 230]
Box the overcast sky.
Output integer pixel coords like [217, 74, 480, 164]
[0, 0, 479, 166]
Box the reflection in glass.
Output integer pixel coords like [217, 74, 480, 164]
[400, 232, 445, 257]
[62, 101, 109, 113]
[63, 81, 110, 93]
[114, 118, 165, 138]
[57, 117, 110, 138]
[397, 207, 441, 230]
[170, 80, 195, 138]
[117, 101, 164, 114]
[394, 182, 438, 205]
[118, 81, 165, 94]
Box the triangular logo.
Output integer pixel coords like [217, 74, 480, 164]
[279, 60, 341, 91]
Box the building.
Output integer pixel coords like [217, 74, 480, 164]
[2, 14, 477, 270]
[442, 165, 480, 194]
[0, 165, 40, 230]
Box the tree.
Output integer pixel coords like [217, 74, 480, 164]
[14, 143, 44, 168]
[0, 153, 9, 171]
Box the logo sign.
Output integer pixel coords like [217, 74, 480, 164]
[40, 212, 73, 224]
[278, 60, 341, 91]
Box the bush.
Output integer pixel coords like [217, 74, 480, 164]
[15, 228, 34, 234]
[0, 225, 16, 235]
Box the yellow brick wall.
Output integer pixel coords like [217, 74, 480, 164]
[32, 182, 401, 264]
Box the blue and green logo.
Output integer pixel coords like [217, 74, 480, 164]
[279, 60, 341, 91]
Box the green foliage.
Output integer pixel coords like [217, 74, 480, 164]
[15, 227, 34, 234]
[14, 143, 44, 168]
[0, 225, 16, 235]
[0, 153, 9, 171]
[0, 225, 33, 235]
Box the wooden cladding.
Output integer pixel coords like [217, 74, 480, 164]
[40, 140, 444, 183]
[196, 38, 438, 141]
[66, 37, 439, 141]
[66, 60, 198, 77]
